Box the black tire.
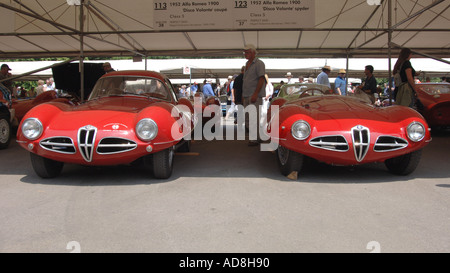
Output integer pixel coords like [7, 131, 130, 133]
[30, 153, 64, 178]
[152, 147, 174, 179]
[385, 149, 422, 175]
[0, 116, 11, 150]
[276, 145, 304, 176]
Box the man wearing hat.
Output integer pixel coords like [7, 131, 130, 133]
[334, 69, 347, 95]
[317, 65, 331, 88]
[0, 64, 13, 100]
[103, 62, 115, 74]
[285, 72, 294, 84]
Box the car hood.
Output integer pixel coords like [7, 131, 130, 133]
[285, 95, 419, 122]
[37, 96, 170, 131]
[73, 96, 156, 113]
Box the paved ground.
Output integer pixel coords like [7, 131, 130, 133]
[0, 120, 449, 253]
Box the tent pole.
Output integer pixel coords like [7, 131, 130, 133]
[80, 0, 85, 102]
[388, 0, 393, 105]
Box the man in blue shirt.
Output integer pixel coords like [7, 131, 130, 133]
[202, 80, 215, 97]
[334, 69, 347, 95]
[317, 65, 331, 88]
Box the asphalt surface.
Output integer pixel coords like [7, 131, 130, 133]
[1, 120, 449, 253]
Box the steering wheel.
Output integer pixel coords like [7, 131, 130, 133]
[299, 88, 325, 98]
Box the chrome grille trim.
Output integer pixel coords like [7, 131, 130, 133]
[40, 137, 75, 154]
[97, 138, 137, 154]
[352, 125, 370, 162]
[78, 125, 97, 162]
[309, 135, 349, 152]
[374, 136, 408, 152]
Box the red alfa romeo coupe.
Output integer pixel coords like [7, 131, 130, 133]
[267, 83, 432, 177]
[17, 70, 194, 179]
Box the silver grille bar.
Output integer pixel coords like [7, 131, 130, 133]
[78, 125, 97, 162]
[352, 125, 370, 162]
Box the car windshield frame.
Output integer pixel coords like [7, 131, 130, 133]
[89, 75, 172, 101]
[279, 83, 329, 98]
[418, 84, 450, 95]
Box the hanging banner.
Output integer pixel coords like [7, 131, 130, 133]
[153, 1, 233, 30]
[153, 0, 315, 30]
[232, 0, 315, 29]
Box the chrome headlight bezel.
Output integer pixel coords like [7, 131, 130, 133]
[22, 118, 43, 140]
[407, 122, 425, 142]
[136, 118, 158, 141]
[291, 120, 311, 140]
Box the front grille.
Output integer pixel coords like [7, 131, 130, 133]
[40, 137, 76, 154]
[78, 125, 97, 162]
[374, 136, 408, 152]
[352, 125, 370, 162]
[309, 135, 349, 151]
[97, 138, 137, 154]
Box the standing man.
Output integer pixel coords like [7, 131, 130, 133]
[334, 69, 347, 95]
[360, 65, 377, 103]
[0, 64, 13, 102]
[317, 65, 331, 88]
[243, 44, 266, 146]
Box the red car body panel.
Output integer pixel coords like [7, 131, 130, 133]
[415, 83, 450, 127]
[2, 91, 75, 124]
[16, 70, 193, 166]
[269, 94, 431, 166]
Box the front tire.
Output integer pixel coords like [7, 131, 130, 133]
[385, 149, 422, 175]
[151, 147, 174, 179]
[277, 145, 304, 177]
[0, 116, 11, 150]
[30, 153, 64, 178]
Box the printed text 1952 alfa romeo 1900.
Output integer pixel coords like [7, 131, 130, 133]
[17, 70, 194, 179]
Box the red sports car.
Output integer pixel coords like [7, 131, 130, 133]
[415, 82, 450, 128]
[267, 83, 432, 177]
[17, 70, 194, 179]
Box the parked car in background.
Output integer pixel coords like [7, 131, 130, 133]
[17, 70, 195, 179]
[8, 90, 78, 126]
[267, 83, 432, 178]
[415, 82, 450, 128]
[0, 102, 12, 149]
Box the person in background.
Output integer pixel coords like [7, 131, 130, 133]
[103, 62, 115, 74]
[317, 66, 331, 88]
[393, 48, 418, 109]
[0, 64, 13, 98]
[242, 44, 266, 146]
[35, 79, 46, 96]
[360, 65, 377, 103]
[334, 69, 347, 95]
[202, 79, 215, 98]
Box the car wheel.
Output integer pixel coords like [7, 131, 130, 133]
[30, 153, 64, 178]
[277, 145, 304, 176]
[385, 149, 422, 175]
[0, 116, 11, 150]
[152, 147, 174, 179]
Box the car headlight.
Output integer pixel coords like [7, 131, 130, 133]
[22, 118, 43, 140]
[407, 122, 425, 142]
[291, 120, 311, 140]
[136, 118, 158, 141]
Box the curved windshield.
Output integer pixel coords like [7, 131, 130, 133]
[418, 84, 450, 95]
[279, 84, 330, 97]
[89, 76, 171, 101]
